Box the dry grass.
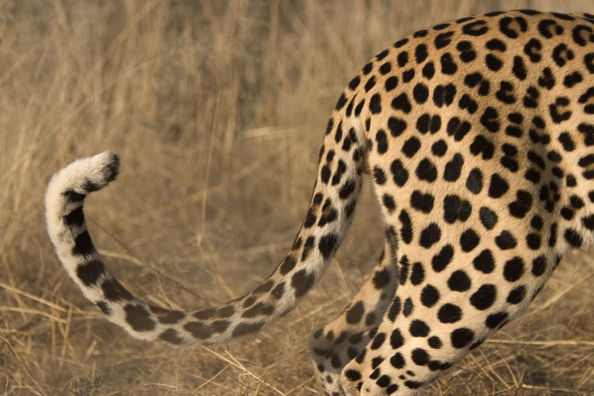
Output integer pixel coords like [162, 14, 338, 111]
[1, 0, 594, 395]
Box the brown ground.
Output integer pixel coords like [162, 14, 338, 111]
[1, 1, 594, 395]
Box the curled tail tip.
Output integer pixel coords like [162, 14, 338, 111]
[95, 151, 120, 185]
[47, 151, 120, 197]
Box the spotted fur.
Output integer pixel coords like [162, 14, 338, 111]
[46, 10, 594, 395]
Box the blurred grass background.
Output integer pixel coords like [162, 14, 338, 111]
[1, 0, 594, 395]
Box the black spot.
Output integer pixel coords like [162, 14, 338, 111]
[420, 223, 441, 248]
[508, 190, 533, 218]
[159, 328, 184, 345]
[388, 296, 401, 322]
[524, 38, 542, 62]
[410, 320, 430, 337]
[72, 231, 94, 256]
[102, 278, 133, 302]
[440, 53, 458, 74]
[232, 321, 265, 337]
[348, 76, 360, 90]
[459, 94, 478, 114]
[96, 301, 110, 315]
[552, 44, 575, 67]
[391, 159, 409, 186]
[507, 285, 526, 304]
[504, 257, 524, 282]
[549, 97, 572, 124]
[416, 159, 438, 182]
[390, 328, 404, 349]
[457, 41, 477, 62]
[392, 93, 412, 114]
[486, 312, 508, 329]
[466, 168, 483, 194]
[460, 229, 480, 252]
[339, 179, 356, 200]
[438, 304, 462, 323]
[495, 81, 516, 104]
[495, 230, 518, 250]
[488, 174, 509, 198]
[124, 304, 156, 332]
[470, 135, 494, 160]
[433, 84, 456, 107]
[383, 194, 396, 213]
[415, 44, 429, 63]
[280, 256, 296, 274]
[473, 249, 495, 274]
[410, 262, 425, 285]
[397, 51, 409, 67]
[403, 69, 415, 82]
[470, 284, 496, 310]
[432, 245, 453, 272]
[428, 336, 442, 349]
[448, 270, 471, 292]
[532, 255, 547, 276]
[370, 333, 386, 350]
[403, 297, 414, 316]
[411, 191, 434, 213]
[402, 137, 421, 157]
[373, 167, 386, 185]
[443, 195, 471, 224]
[413, 83, 429, 104]
[369, 93, 382, 114]
[435, 31, 454, 49]
[422, 62, 436, 79]
[76, 260, 104, 286]
[411, 348, 430, 366]
[388, 117, 407, 137]
[390, 352, 405, 369]
[479, 207, 497, 230]
[399, 210, 413, 244]
[463, 20, 488, 36]
[242, 302, 275, 318]
[193, 308, 216, 320]
[444, 154, 464, 181]
[344, 369, 361, 382]
[373, 269, 391, 290]
[291, 269, 316, 297]
[485, 54, 503, 71]
[421, 285, 440, 307]
[512, 56, 527, 80]
[564, 228, 583, 248]
[319, 234, 340, 259]
[335, 94, 347, 110]
[432, 140, 448, 157]
[451, 328, 474, 348]
[564, 71, 583, 88]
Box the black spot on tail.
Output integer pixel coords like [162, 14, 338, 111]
[96, 301, 111, 315]
[292, 269, 316, 297]
[76, 260, 105, 286]
[124, 303, 156, 332]
[149, 305, 186, 324]
[318, 233, 340, 259]
[102, 278, 134, 301]
[159, 328, 184, 345]
[184, 321, 211, 339]
[64, 190, 86, 202]
[64, 207, 85, 227]
[72, 231, 94, 256]
[232, 321, 265, 337]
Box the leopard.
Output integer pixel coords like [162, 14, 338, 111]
[45, 10, 594, 395]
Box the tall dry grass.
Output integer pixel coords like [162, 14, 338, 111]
[1, 1, 594, 395]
